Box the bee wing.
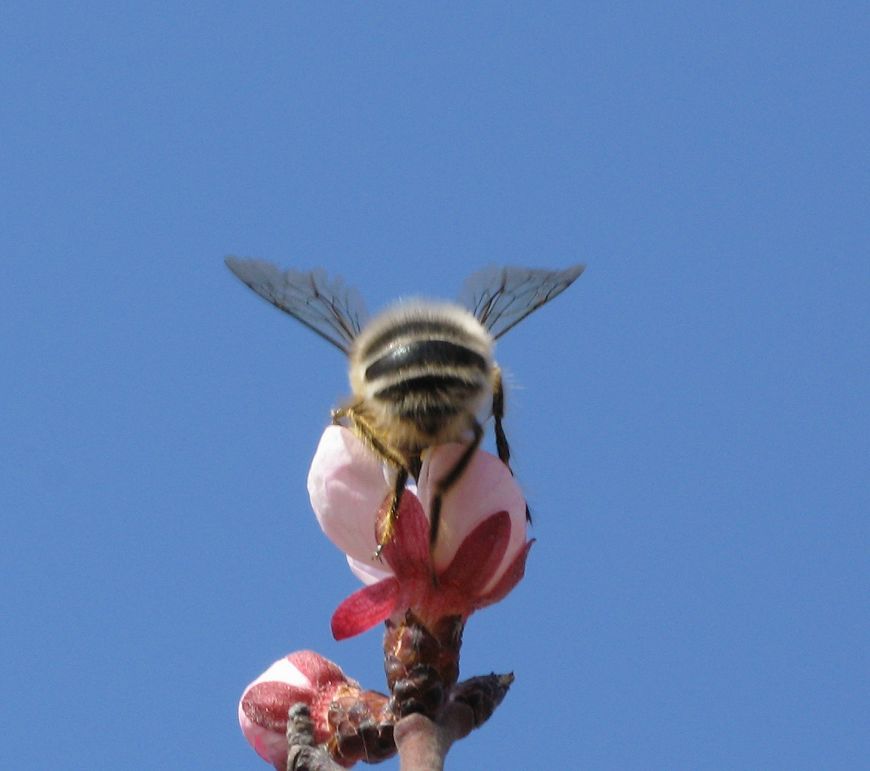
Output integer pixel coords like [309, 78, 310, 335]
[225, 257, 368, 354]
[459, 264, 585, 339]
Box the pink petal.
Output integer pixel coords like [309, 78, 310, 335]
[239, 652, 362, 768]
[380, 489, 430, 579]
[238, 655, 318, 769]
[475, 538, 534, 609]
[287, 650, 348, 687]
[439, 511, 511, 596]
[238, 700, 290, 768]
[331, 577, 402, 640]
[240, 680, 313, 732]
[417, 445, 528, 579]
[307, 426, 391, 563]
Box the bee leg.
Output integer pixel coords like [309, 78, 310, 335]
[332, 403, 410, 558]
[492, 367, 532, 523]
[373, 465, 409, 557]
[491, 366, 512, 467]
[429, 419, 484, 556]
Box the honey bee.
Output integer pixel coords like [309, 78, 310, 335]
[226, 257, 584, 555]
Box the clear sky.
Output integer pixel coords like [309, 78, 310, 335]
[2, 4, 867, 770]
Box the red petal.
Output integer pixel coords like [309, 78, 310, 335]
[380, 491, 430, 579]
[439, 511, 511, 596]
[331, 578, 401, 640]
[476, 538, 534, 608]
[287, 650, 346, 687]
[241, 681, 313, 731]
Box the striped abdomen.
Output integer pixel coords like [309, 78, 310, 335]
[349, 303, 494, 449]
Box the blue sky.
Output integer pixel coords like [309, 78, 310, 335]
[2, 4, 867, 769]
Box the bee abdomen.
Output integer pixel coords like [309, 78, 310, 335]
[374, 373, 481, 405]
[348, 303, 494, 445]
[358, 319, 470, 361]
[366, 339, 490, 436]
[373, 374, 482, 436]
[365, 339, 487, 381]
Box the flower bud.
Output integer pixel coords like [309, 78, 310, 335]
[308, 427, 533, 641]
[239, 650, 394, 768]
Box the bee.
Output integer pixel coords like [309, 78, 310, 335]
[226, 257, 584, 555]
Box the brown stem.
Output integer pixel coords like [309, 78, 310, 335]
[393, 673, 515, 770]
[393, 707, 463, 771]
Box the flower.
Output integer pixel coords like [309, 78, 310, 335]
[307, 426, 533, 640]
[238, 650, 394, 768]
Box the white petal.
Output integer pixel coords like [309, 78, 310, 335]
[347, 554, 394, 585]
[245, 655, 312, 690]
[307, 426, 390, 562]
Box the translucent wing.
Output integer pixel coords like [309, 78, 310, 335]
[225, 257, 368, 354]
[459, 264, 585, 339]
